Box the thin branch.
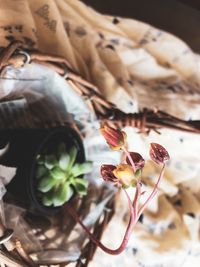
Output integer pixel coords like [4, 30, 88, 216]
[137, 163, 166, 219]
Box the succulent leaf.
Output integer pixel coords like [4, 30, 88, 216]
[36, 155, 44, 165]
[52, 184, 74, 207]
[37, 143, 90, 207]
[42, 194, 53, 206]
[59, 153, 70, 171]
[73, 178, 88, 195]
[67, 147, 78, 171]
[51, 167, 66, 180]
[38, 175, 57, 193]
[36, 165, 48, 179]
[71, 161, 93, 177]
[44, 155, 57, 170]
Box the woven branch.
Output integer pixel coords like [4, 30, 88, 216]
[99, 108, 200, 134]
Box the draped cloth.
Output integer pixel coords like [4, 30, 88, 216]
[0, 1, 200, 267]
[0, 0, 200, 116]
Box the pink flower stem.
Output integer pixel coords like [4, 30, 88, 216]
[65, 188, 136, 255]
[137, 163, 166, 220]
[132, 181, 142, 219]
[122, 147, 136, 172]
[122, 147, 142, 218]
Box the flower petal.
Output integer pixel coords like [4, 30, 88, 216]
[113, 164, 137, 188]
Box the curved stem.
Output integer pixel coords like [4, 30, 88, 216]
[65, 189, 136, 255]
[137, 163, 165, 220]
[122, 147, 136, 172]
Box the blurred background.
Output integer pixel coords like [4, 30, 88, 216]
[83, 0, 200, 53]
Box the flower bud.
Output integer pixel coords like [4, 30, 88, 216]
[149, 143, 170, 164]
[100, 123, 126, 150]
[126, 152, 145, 170]
[100, 164, 119, 185]
[113, 164, 137, 188]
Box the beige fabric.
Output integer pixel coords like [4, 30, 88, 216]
[0, 0, 37, 49]
[1, 0, 200, 116]
[28, 0, 78, 70]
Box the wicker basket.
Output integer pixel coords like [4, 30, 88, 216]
[0, 41, 200, 267]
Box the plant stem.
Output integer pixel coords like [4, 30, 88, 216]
[132, 181, 142, 219]
[122, 147, 136, 172]
[122, 147, 142, 218]
[65, 188, 136, 255]
[137, 163, 166, 220]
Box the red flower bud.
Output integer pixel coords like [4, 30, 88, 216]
[149, 143, 170, 164]
[100, 164, 119, 185]
[100, 124, 126, 150]
[101, 163, 138, 188]
[126, 152, 145, 170]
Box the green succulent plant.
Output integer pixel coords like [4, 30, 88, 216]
[36, 143, 92, 207]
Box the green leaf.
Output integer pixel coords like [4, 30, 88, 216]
[44, 155, 57, 170]
[36, 165, 48, 179]
[59, 153, 70, 171]
[52, 184, 74, 207]
[67, 147, 78, 172]
[71, 162, 93, 177]
[51, 167, 66, 180]
[36, 155, 44, 165]
[73, 178, 88, 196]
[42, 194, 53, 207]
[64, 174, 74, 184]
[38, 175, 57, 193]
